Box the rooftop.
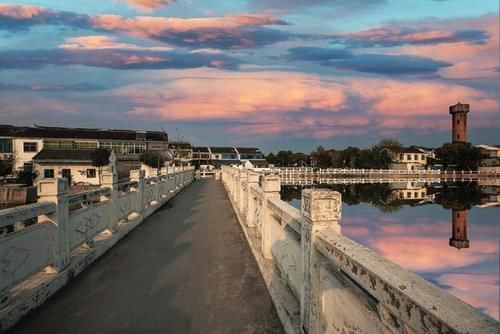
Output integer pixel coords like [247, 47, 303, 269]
[0, 124, 168, 142]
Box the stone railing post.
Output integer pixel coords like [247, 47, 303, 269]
[239, 170, 248, 216]
[130, 170, 145, 215]
[260, 175, 280, 259]
[246, 172, 259, 227]
[300, 189, 342, 333]
[38, 178, 70, 271]
[100, 170, 119, 233]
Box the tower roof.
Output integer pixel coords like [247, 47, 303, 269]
[449, 102, 470, 114]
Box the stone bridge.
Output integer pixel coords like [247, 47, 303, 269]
[0, 166, 498, 333]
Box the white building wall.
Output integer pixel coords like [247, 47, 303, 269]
[34, 163, 106, 186]
[13, 138, 44, 170]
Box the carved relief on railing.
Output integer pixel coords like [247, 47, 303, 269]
[68, 202, 110, 250]
[0, 222, 56, 293]
[115, 194, 135, 222]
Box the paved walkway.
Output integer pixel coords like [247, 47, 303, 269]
[10, 179, 283, 334]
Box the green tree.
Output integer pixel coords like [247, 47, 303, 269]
[435, 142, 481, 170]
[90, 148, 111, 185]
[140, 151, 165, 172]
[0, 157, 14, 176]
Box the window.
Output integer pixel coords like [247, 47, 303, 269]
[457, 134, 460, 140]
[0, 138, 13, 153]
[44, 169, 54, 178]
[399, 154, 403, 160]
[75, 141, 98, 150]
[407, 192, 411, 198]
[87, 169, 96, 178]
[457, 119, 460, 125]
[414, 154, 418, 160]
[421, 155, 425, 160]
[414, 192, 418, 198]
[421, 192, 425, 197]
[23, 142, 38, 152]
[407, 154, 411, 160]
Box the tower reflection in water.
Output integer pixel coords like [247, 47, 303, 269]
[449, 209, 470, 249]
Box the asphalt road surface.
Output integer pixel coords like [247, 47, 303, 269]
[9, 179, 283, 334]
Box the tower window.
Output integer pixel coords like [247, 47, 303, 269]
[457, 119, 460, 125]
[457, 134, 460, 140]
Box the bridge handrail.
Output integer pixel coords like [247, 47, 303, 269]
[0, 167, 196, 330]
[220, 166, 498, 334]
[0, 202, 56, 229]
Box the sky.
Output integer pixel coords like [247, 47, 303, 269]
[0, 0, 498, 152]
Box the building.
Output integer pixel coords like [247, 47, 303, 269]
[0, 124, 168, 174]
[32, 149, 114, 186]
[168, 141, 193, 166]
[192, 147, 212, 168]
[449, 102, 469, 143]
[209, 147, 240, 167]
[235, 147, 267, 167]
[449, 209, 469, 249]
[389, 181, 428, 201]
[390, 147, 427, 171]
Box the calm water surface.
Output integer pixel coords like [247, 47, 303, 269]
[282, 181, 499, 320]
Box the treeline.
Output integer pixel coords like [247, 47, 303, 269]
[267, 139, 403, 169]
[266, 140, 483, 170]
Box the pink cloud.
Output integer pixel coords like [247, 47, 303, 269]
[59, 35, 173, 51]
[438, 273, 499, 320]
[0, 3, 45, 19]
[115, 0, 177, 12]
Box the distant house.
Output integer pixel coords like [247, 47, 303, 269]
[390, 147, 427, 171]
[477, 144, 500, 173]
[168, 141, 193, 166]
[0, 124, 168, 174]
[190, 146, 267, 168]
[32, 149, 114, 186]
[235, 147, 268, 167]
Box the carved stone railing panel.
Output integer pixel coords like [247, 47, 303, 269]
[68, 201, 111, 250]
[0, 222, 56, 292]
[115, 193, 135, 222]
[68, 188, 111, 207]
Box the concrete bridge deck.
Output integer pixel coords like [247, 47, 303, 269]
[8, 179, 283, 334]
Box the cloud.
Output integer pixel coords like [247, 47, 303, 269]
[287, 46, 353, 61]
[0, 83, 105, 92]
[0, 5, 289, 49]
[115, 0, 177, 12]
[325, 54, 452, 75]
[0, 3, 90, 31]
[110, 69, 497, 139]
[0, 47, 240, 70]
[89, 14, 289, 49]
[331, 26, 489, 48]
[286, 47, 452, 76]
[58, 35, 173, 51]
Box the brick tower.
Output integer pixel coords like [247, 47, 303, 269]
[449, 209, 469, 249]
[449, 102, 469, 143]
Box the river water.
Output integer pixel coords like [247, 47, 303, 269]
[282, 181, 499, 320]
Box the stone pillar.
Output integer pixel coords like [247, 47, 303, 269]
[130, 170, 145, 215]
[300, 189, 341, 333]
[239, 171, 248, 216]
[38, 178, 70, 271]
[261, 175, 280, 259]
[100, 170, 119, 233]
[246, 172, 259, 227]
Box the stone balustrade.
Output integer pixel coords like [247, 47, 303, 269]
[221, 166, 497, 334]
[0, 166, 195, 332]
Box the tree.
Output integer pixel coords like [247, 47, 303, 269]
[435, 142, 481, 170]
[16, 164, 38, 186]
[310, 146, 331, 168]
[90, 148, 111, 185]
[0, 157, 14, 176]
[140, 151, 165, 171]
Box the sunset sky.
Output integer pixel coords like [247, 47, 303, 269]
[0, 0, 498, 152]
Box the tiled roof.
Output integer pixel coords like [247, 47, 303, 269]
[236, 147, 262, 154]
[32, 149, 98, 162]
[0, 124, 168, 142]
[209, 147, 237, 154]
